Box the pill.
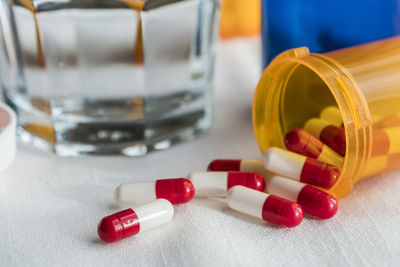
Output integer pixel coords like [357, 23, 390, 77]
[361, 155, 387, 177]
[374, 114, 400, 129]
[207, 159, 270, 177]
[226, 185, 303, 227]
[320, 106, 343, 127]
[365, 152, 400, 176]
[371, 127, 400, 156]
[0, 106, 10, 130]
[188, 171, 265, 197]
[97, 199, 174, 243]
[387, 152, 400, 171]
[266, 175, 338, 219]
[304, 118, 346, 156]
[284, 128, 344, 168]
[114, 178, 194, 206]
[262, 147, 340, 189]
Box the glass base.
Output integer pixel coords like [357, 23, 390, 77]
[6, 91, 212, 156]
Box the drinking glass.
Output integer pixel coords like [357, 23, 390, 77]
[0, 0, 220, 156]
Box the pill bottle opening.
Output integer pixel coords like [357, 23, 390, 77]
[279, 65, 337, 134]
[253, 47, 371, 198]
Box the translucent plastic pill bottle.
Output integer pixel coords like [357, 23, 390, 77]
[253, 36, 400, 199]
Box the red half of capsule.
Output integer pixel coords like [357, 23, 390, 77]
[227, 172, 265, 192]
[262, 195, 304, 227]
[155, 178, 195, 204]
[320, 125, 346, 156]
[371, 129, 390, 156]
[284, 128, 323, 158]
[300, 158, 340, 189]
[98, 208, 140, 243]
[297, 185, 338, 219]
[0, 107, 10, 128]
[387, 152, 400, 170]
[207, 159, 242, 171]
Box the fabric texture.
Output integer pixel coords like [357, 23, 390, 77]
[1, 37, 400, 266]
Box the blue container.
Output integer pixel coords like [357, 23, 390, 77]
[262, 0, 400, 67]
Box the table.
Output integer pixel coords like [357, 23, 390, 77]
[1, 37, 400, 267]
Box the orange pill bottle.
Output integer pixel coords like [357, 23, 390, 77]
[219, 0, 260, 38]
[253, 36, 400, 198]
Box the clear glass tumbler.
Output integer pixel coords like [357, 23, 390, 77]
[0, 0, 220, 156]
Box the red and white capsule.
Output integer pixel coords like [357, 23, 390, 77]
[374, 114, 400, 129]
[285, 128, 344, 168]
[207, 159, 270, 177]
[304, 118, 346, 156]
[227, 186, 303, 227]
[98, 199, 174, 243]
[371, 127, 400, 156]
[262, 147, 340, 189]
[188, 171, 265, 197]
[320, 106, 343, 127]
[114, 178, 194, 206]
[266, 175, 338, 219]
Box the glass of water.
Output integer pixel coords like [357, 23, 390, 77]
[0, 0, 219, 156]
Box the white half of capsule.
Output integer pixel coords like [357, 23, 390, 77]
[187, 172, 228, 197]
[361, 156, 388, 178]
[239, 160, 271, 178]
[319, 145, 344, 167]
[320, 106, 342, 126]
[262, 147, 305, 180]
[265, 175, 305, 202]
[134, 199, 174, 232]
[114, 181, 157, 207]
[304, 118, 330, 138]
[226, 186, 268, 219]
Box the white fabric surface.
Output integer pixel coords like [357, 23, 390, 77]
[2, 37, 400, 267]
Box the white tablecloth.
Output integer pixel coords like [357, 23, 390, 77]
[1, 37, 400, 267]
